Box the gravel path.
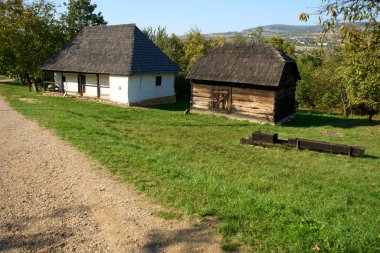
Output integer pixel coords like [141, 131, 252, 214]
[0, 97, 221, 252]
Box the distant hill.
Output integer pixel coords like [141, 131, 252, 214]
[208, 22, 366, 37]
[242, 24, 324, 35]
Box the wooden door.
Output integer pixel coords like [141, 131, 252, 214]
[211, 86, 232, 113]
[78, 74, 86, 95]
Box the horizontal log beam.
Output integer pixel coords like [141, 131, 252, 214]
[288, 138, 365, 157]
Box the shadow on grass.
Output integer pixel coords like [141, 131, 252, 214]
[148, 102, 190, 112]
[283, 110, 379, 128]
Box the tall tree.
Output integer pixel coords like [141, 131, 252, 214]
[142, 26, 186, 70]
[61, 0, 107, 40]
[0, 0, 64, 83]
[300, 0, 380, 120]
[143, 26, 169, 52]
[182, 28, 209, 73]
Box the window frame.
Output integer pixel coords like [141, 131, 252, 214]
[155, 76, 162, 86]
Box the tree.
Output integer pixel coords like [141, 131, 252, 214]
[299, 0, 379, 47]
[300, 0, 380, 120]
[295, 51, 324, 109]
[0, 0, 65, 84]
[340, 36, 380, 121]
[209, 35, 226, 51]
[182, 28, 209, 73]
[142, 26, 186, 70]
[143, 26, 169, 52]
[61, 0, 107, 40]
[231, 34, 248, 43]
[250, 26, 265, 43]
[268, 36, 296, 57]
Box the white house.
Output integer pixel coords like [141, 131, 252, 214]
[41, 24, 181, 105]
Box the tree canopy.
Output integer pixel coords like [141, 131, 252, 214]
[298, 0, 380, 120]
[61, 0, 107, 40]
[0, 0, 107, 84]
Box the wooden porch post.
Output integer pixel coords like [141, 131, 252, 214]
[78, 73, 83, 96]
[61, 72, 64, 94]
[96, 73, 100, 98]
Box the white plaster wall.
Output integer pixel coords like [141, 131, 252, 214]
[54, 72, 77, 93]
[109, 75, 129, 103]
[54, 72, 110, 97]
[82, 74, 95, 97]
[127, 74, 175, 103]
[53, 73, 174, 103]
[54, 72, 62, 90]
[100, 74, 110, 96]
[65, 73, 79, 93]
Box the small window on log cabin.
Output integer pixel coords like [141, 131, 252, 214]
[62, 76, 66, 83]
[155, 76, 162, 86]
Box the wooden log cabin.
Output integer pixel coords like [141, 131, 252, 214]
[186, 42, 300, 124]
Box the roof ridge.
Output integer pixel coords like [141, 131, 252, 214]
[83, 23, 137, 30]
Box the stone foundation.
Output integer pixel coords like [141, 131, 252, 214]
[129, 96, 176, 106]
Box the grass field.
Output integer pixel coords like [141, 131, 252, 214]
[1, 83, 379, 252]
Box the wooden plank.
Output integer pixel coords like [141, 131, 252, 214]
[192, 91, 211, 98]
[192, 104, 209, 110]
[228, 86, 232, 113]
[288, 138, 365, 157]
[252, 131, 278, 144]
[61, 72, 64, 94]
[192, 99, 210, 105]
[232, 109, 274, 117]
[193, 93, 211, 99]
[232, 94, 253, 102]
[193, 97, 210, 105]
[192, 84, 212, 91]
[192, 88, 211, 95]
[232, 103, 274, 113]
[96, 73, 100, 98]
[232, 94, 275, 104]
[233, 87, 276, 98]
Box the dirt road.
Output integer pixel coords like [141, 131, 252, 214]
[0, 97, 221, 252]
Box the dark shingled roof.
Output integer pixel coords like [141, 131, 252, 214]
[187, 42, 300, 86]
[41, 24, 181, 75]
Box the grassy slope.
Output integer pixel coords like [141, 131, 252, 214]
[1, 84, 379, 252]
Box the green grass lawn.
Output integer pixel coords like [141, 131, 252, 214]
[1, 83, 379, 252]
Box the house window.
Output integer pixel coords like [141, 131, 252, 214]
[155, 76, 162, 86]
[62, 76, 66, 83]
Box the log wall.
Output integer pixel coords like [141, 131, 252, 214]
[191, 83, 212, 110]
[231, 87, 275, 123]
[191, 82, 277, 123]
[274, 64, 297, 123]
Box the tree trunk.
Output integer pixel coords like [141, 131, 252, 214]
[340, 89, 349, 117]
[368, 114, 373, 123]
[343, 104, 348, 117]
[26, 73, 39, 92]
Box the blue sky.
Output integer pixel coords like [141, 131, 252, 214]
[53, 0, 323, 35]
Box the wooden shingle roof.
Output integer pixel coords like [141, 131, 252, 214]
[187, 42, 299, 87]
[41, 24, 181, 75]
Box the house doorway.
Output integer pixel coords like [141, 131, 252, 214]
[211, 86, 232, 113]
[78, 74, 86, 95]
